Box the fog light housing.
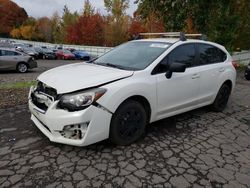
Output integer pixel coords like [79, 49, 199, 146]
[59, 122, 89, 140]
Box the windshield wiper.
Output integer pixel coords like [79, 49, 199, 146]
[91, 61, 138, 71]
[86, 57, 98, 63]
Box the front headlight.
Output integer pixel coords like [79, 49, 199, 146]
[58, 88, 106, 111]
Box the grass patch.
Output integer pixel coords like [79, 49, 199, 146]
[0, 81, 36, 89]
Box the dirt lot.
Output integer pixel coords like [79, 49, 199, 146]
[0, 61, 250, 187]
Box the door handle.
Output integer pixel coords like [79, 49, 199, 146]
[219, 68, 225, 72]
[192, 73, 200, 79]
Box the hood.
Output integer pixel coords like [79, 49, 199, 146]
[38, 63, 134, 94]
[65, 54, 74, 57]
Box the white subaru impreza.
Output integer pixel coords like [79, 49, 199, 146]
[29, 33, 236, 146]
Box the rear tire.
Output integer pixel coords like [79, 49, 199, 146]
[245, 72, 250, 80]
[17, 63, 28, 73]
[110, 100, 147, 145]
[211, 84, 231, 112]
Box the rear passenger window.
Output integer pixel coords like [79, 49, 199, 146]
[198, 44, 227, 65]
[1, 50, 17, 56]
[168, 44, 196, 67]
[14, 52, 21, 56]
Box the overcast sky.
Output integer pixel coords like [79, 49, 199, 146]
[11, 0, 137, 18]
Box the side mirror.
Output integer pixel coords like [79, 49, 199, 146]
[165, 63, 186, 79]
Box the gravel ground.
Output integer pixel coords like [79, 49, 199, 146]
[0, 88, 29, 109]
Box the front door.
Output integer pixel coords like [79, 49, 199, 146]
[154, 43, 201, 120]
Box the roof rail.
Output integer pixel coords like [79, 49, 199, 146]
[138, 32, 207, 41]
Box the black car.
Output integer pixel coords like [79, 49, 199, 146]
[245, 63, 250, 80]
[16, 46, 39, 59]
[34, 47, 56, 60]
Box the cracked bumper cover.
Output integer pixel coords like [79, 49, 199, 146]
[28, 99, 112, 147]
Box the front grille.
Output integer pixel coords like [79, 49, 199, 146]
[31, 81, 58, 112]
[37, 81, 57, 99]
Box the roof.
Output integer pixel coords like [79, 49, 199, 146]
[133, 38, 226, 50]
[137, 38, 180, 44]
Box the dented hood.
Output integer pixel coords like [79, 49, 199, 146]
[38, 63, 134, 94]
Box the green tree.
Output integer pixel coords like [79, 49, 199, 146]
[104, 0, 129, 46]
[61, 5, 79, 43]
[136, 0, 187, 31]
[135, 0, 249, 50]
[51, 12, 63, 43]
[83, 0, 95, 16]
[233, 0, 250, 50]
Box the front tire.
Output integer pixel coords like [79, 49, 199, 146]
[17, 63, 28, 73]
[211, 84, 231, 112]
[110, 100, 147, 145]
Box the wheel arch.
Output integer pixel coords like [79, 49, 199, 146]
[222, 79, 233, 93]
[115, 95, 152, 123]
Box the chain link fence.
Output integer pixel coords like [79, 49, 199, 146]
[0, 38, 113, 57]
[233, 51, 250, 65]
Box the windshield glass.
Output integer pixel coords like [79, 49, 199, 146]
[63, 50, 72, 54]
[94, 41, 170, 70]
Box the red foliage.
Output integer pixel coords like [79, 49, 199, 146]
[65, 13, 105, 46]
[0, 0, 28, 36]
[128, 19, 147, 39]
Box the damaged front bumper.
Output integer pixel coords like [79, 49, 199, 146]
[28, 87, 112, 147]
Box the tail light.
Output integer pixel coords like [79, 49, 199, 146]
[232, 61, 239, 69]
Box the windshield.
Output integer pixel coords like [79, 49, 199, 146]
[44, 49, 53, 53]
[94, 41, 170, 70]
[63, 50, 72, 54]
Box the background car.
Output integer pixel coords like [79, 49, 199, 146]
[66, 48, 76, 53]
[72, 50, 90, 61]
[35, 47, 56, 60]
[0, 48, 37, 73]
[245, 63, 250, 80]
[15, 46, 39, 59]
[56, 50, 75, 60]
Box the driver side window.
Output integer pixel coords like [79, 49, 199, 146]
[152, 44, 196, 74]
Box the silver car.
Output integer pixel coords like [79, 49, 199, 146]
[0, 48, 37, 73]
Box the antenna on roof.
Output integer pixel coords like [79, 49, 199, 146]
[138, 32, 207, 41]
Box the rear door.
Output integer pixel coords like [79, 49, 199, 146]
[153, 43, 201, 120]
[195, 43, 227, 103]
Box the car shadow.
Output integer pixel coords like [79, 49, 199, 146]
[50, 106, 211, 152]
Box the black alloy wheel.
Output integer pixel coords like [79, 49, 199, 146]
[110, 100, 147, 145]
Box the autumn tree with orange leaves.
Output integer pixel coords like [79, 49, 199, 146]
[0, 0, 28, 37]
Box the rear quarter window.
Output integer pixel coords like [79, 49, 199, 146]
[198, 44, 227, 65]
